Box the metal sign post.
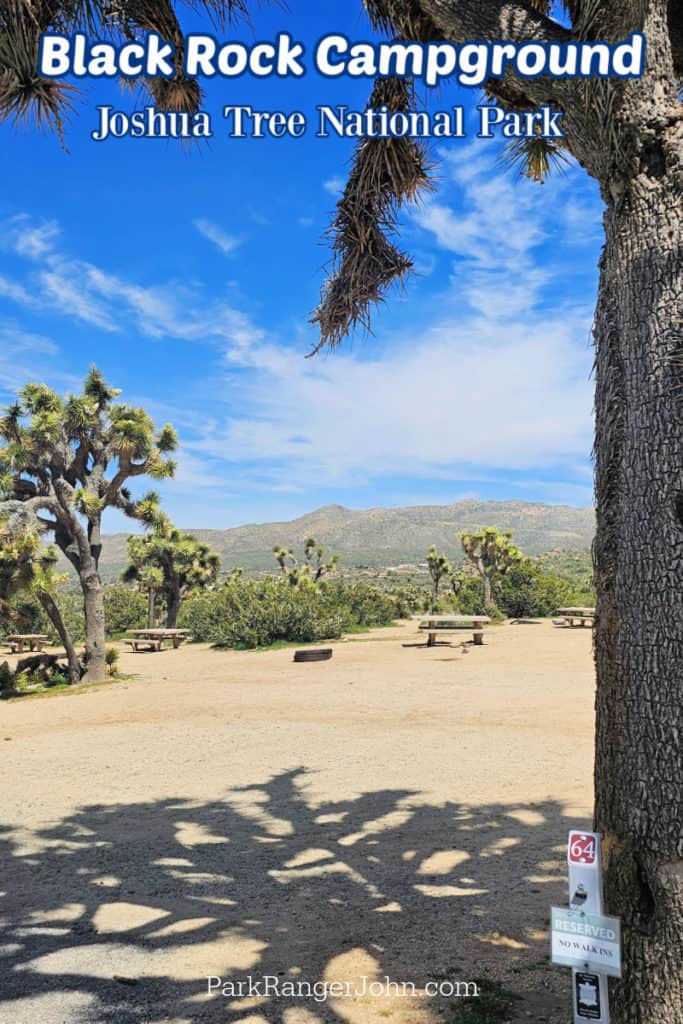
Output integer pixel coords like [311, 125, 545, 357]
[568, 831, 603, 911]
[551, 830, 614, 1023]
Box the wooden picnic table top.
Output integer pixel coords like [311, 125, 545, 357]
[413, 614, 492, 624]
[558, 607, 595, 615]
[130, 628, 189, 636]
[7, 633, 49, 641]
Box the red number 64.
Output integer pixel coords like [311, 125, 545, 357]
[569, 833, 597, 864]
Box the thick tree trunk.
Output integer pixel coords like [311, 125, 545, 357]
[166, 585, 181, 629]
[147, 588, 156, 628]
[593, 171, 683, 1022]
[38, 593, 82, 686]
[482, 575, 493, 608]
[80, 568, 106, 683]
[88, 515, 103, 570]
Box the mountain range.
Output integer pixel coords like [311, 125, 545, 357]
[91, 499, 595, 580]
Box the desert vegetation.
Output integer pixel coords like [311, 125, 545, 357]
[124, 507, 221, 628]
[0, 369, 595, 688]
[0, 526, 594, 681]
[0, 369, 177, 682]
[460, 528, 524, 610]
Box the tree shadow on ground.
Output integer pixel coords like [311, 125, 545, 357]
[0, 769, 585, 1023]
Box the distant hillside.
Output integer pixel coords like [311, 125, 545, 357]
[89, 500, 595, 582]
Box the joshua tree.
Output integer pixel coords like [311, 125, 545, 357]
[0, 527, 81, 684]
[132, 564, 164, 628]
[5, 1, 683, 1018]
[124, 511, 220, 628]
[303, 536, 339, 582]
[273, 546, 296, 579]
[460, 528, 523, 610]
[0, 369, 177, 681]
[273, 538, 339, 586]
[425, 545, 451, 608]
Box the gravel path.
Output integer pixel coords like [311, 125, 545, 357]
[0, 620, 594, 1024]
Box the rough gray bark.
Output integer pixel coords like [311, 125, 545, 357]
[589, 5, 683, 1021]
[593, 158, 683, 1024]
[147, 588, 156, 628]
[411, 0, 597, 167]
[165, 580, 181, 629]
[80, 564, 106, 683]
[54, 510, 107, 683]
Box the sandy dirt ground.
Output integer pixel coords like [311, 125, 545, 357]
[0, 620, 595, 1024]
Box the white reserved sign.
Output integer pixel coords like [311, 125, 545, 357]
[551, 908, 622, 978]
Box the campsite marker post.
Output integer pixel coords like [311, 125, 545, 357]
[549, 831, 618, 1023]
[568, 831, 610, 1022]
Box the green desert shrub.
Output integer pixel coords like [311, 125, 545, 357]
[57, 593, 85, 641]
[103, 587, 148, 637]
[179, 576, 397, 649]
[1, 585, 147, 646]
[453, 577, 489, 616]
[494, 560, 594, 618]
[105, 647, 120, 676]
[0, 591, 84, 645]
[324, 580, 396, 628]
[388, 583, 426, 619]
[0, 592, 48, 640]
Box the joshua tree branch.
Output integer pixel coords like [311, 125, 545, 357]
[406, 0, 595, 161]
[103, 462, 148, 506]
[414, 0, 569, 44]
[112, 490, 148, 522]
[0, 496, 68, 531]
[11, 477, 38, 499]
[36, 516, 58, 530]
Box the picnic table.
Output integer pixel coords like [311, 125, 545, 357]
[557, 607, 596, 628]
[413, 614, 492, 647]
[6, 634, 49, 654]
[126, 629, 189, 652]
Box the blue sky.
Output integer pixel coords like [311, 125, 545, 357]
[0, 1, 603, 531]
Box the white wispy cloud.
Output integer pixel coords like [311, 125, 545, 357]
[194, 218, 242, 255]
[13, 218, 61, 260]
[0, 324, 58, 357]
[412, 144, 602, 327]
[0, 168, 599, 509]
[323, 177, 345, 196]
[2, 215, 261, 343]
[39, 268, 119, 332]
[1, 214, 61, 262]
[0, 273, 34, 307]
[414, 150, 548, 272]
[0, 322, 69, 397]
[187, 311, 593, 492]
[179, 152, 597, 498]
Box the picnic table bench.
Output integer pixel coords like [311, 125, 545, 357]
[126, 636, 164, 652]
[557, 607, 596, 628]
[125, 629, 189, 652]
[413, 614, 492, 646]
[6, 634, 49, 654]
